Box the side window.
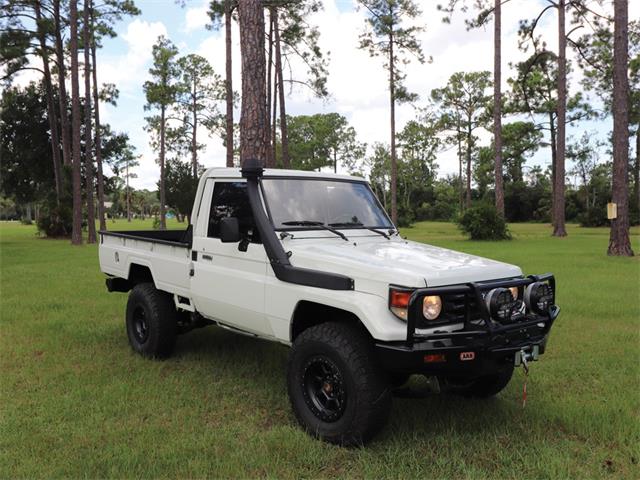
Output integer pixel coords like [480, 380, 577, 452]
[208, 182, 261, 244]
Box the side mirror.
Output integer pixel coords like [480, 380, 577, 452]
[219, 217, 241, 243]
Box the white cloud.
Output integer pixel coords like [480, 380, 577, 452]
[99, 19, 168, 93]
[183, 0, 211, 33]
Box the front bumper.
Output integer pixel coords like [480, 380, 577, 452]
[375, 274, 560, 376]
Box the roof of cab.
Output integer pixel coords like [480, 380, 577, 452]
[203, 167, 365, 182]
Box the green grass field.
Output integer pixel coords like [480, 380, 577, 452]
[1, 220, 639, 478]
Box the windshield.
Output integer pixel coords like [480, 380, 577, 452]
[261, 178, 393, 230]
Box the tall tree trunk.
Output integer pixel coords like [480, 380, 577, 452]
[192, 76, 198, 178]
[84, 0, 96, 243]
[54, 0, 72, 168]
[493, 0, 504, 216]
[238, 0, 268, 165]
[265, 9, 274, 168]
[225, 0, 234, 167]
[608, 0, 634, 256]
[70, 0, 83, 245]
[159, 105, 166, 229]
[549, 112, 557, 224]
[273, 9, 289, 168]
[34, 1, 63, 203]
[389, 30, 398, 225]
[553, 0, 567, 237]
[635, 127, 640, 217]
[91, 34, 106, 231]
[458, 128, 463, 212]
[126, 159, 131, 222]
[272, 72, 278, 165]
[466, 122, 472, 208]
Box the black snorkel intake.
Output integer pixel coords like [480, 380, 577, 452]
[241, 159, 354, 290]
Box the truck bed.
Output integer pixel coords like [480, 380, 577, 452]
[98, 228, 193, 298]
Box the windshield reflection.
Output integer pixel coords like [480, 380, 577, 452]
[261, 179, 393, 230]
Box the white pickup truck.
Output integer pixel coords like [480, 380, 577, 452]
[99, 161, 560, 446]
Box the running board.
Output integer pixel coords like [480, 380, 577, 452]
[215, 322, 259, 338]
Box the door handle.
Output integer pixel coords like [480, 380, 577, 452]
[202, 254, 213, 261]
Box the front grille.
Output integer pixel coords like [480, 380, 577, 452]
[443, 293, 477, 322]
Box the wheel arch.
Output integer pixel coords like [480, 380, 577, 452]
[127, 262, 156, 286]
[290, 300, 371, 342]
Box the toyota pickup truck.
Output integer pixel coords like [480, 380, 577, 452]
[99, 161, 560, 446]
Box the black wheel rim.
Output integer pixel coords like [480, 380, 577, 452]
[301, 355, 347, 422]
[132, 306, 149, 344]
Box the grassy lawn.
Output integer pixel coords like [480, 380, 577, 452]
[1, 219, 639, 478]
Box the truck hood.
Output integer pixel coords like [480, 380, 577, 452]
[284, 234, 522, 296]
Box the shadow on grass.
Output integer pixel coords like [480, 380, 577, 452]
[172, 326, 540, 446]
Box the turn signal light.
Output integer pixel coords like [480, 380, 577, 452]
[424, 354, 446, 363]
[389, 288, 412, 320]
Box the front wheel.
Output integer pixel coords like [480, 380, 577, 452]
[287, 322, 391, 446]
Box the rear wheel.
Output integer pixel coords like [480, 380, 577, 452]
[126, 283, 177, 358]
[443, 364, 514, 398]
[287, 322, 391, 446]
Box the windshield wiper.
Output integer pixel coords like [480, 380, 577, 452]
[281, 221, 349, 241]
[328, 221, 390, 240]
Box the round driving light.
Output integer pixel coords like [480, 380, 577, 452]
[422, 296, 442, 320]
[485, 287, 515, 322]
[524, 282, 553, 315]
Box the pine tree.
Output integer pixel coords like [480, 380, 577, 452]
[608, 0, 634, 256]
[208, 0, 237, 167]
[175, 54, 225, 177]
[432, 71, 492, 209]
[83, 0, 96, 243]
[438, 0, 506, 215]
[358, 0, 425, 225]
[70, 0, 83, 245]
[144, 36, 180, 230]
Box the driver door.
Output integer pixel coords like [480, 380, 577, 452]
[191, 179, 271, 336]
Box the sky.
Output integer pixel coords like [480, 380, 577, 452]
[12, 0, 640, 189]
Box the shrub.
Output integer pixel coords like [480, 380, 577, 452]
[457, 204, 511, 240]
[36, 201, 72, 238]
[416, 199, 457, 221]
[396, 212, 415, 228]
[578, 207, 608, 227]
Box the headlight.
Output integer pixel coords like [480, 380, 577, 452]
[485, 287, 516, 322]
[389, 287, 411, 320]
[422, 296, 442, 320]
[509, 286, 519, 300]
[524, 282, 553, 315]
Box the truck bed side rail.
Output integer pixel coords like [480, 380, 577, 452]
[99, 226, 192, 248]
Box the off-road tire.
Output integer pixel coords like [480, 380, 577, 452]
[126, 283, 177, 358]
[287, 322, 391, 446]
[443, 364, 514, 398]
